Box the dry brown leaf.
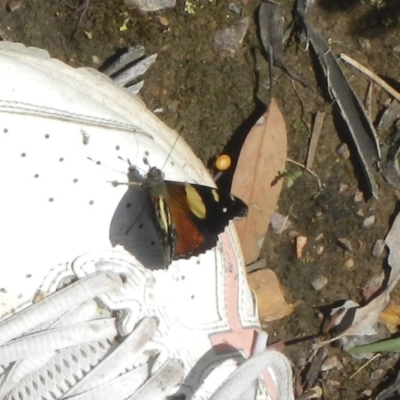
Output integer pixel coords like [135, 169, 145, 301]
[247, 269, 294, 322]
[232, 98, 287, 265]
[379, 300, 400, 334]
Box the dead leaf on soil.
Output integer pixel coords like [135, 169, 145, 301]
[232, 98, 287, 265]
[247, 269, 294, 322]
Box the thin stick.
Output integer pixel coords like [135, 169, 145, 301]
[349, 353, 380, 380]
[286, 157, 323, 193]
[364, 81, 374, 120]
[306, 111, 326, 169]
[340, 53, 400, 103]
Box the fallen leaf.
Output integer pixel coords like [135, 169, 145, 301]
[379, 300, 400, 334]
[247, 269, 294, 321]
[232, 98, 287, 265]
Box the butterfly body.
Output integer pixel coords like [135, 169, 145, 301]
[143, 167, 248, 266]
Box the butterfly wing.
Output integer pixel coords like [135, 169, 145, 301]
[165, 182, 248, 260]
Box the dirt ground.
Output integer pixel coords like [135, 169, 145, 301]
[3, 0, 400, 398]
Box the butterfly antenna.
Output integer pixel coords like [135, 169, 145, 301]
[86, 156, 125, 175]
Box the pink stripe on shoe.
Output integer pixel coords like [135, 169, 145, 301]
[209, 232, 256, 356]
[209, 232, 279, 400]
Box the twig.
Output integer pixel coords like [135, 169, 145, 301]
[306, 111, 326, 169]
[286, 158, 323, 193]
[340, 53, 400, 103]
[364, 81, 374, 121]
[349, 353, 381, 380]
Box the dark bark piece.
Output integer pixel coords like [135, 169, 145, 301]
[300, 17, 380, 199]
[259, 1, 307, 87]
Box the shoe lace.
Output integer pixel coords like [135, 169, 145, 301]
[209, 350, 294, 400]
[0, 271, 183, 400]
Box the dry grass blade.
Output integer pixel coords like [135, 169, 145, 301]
[232, 98, 287, 265]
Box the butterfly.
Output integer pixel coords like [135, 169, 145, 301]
[142, 166, 248, 267]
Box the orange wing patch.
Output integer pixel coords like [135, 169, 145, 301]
[166, 185, 207, 258]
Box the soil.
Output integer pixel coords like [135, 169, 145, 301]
[2, 0, 400, 398]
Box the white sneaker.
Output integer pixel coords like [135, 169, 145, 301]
[0, 42, 294, 400]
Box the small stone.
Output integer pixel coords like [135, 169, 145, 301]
[362, 215, 376, 229]
[362, 390, 372, 397]
[337, 238, 353, 252]
[312, 275, 327, 291]
[6, 0, 22, 12]
[363, 274, 384, 300]
[354, 189, 364, 202]
[344, 259, 354, 269]
[314, 211, 323, 219]
[92, 55, 100, 65]
[393, 45, 400, 53]
[372, 239, 385, 258]
[228, 2, 241, 14]
[336, 143, 350, 159]
[321, 356, 342, 371]
[214, 17, 250, 56]
[371, 369, 384, 380]
[359, 38, 371, 50]
[270, 212, 292, 234]
[339, 183, 349, 193]
[356, 209, 364, 217]
[378, 100, 400, 133]
[124, 0, 176, 12]
[158, 16, 169, 26]
[296, 236, 307, 259]
[315, 233, 324, 241]
[316, 244, 324, 255]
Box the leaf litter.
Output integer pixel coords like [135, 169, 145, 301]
[242, 1, 400, 394]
